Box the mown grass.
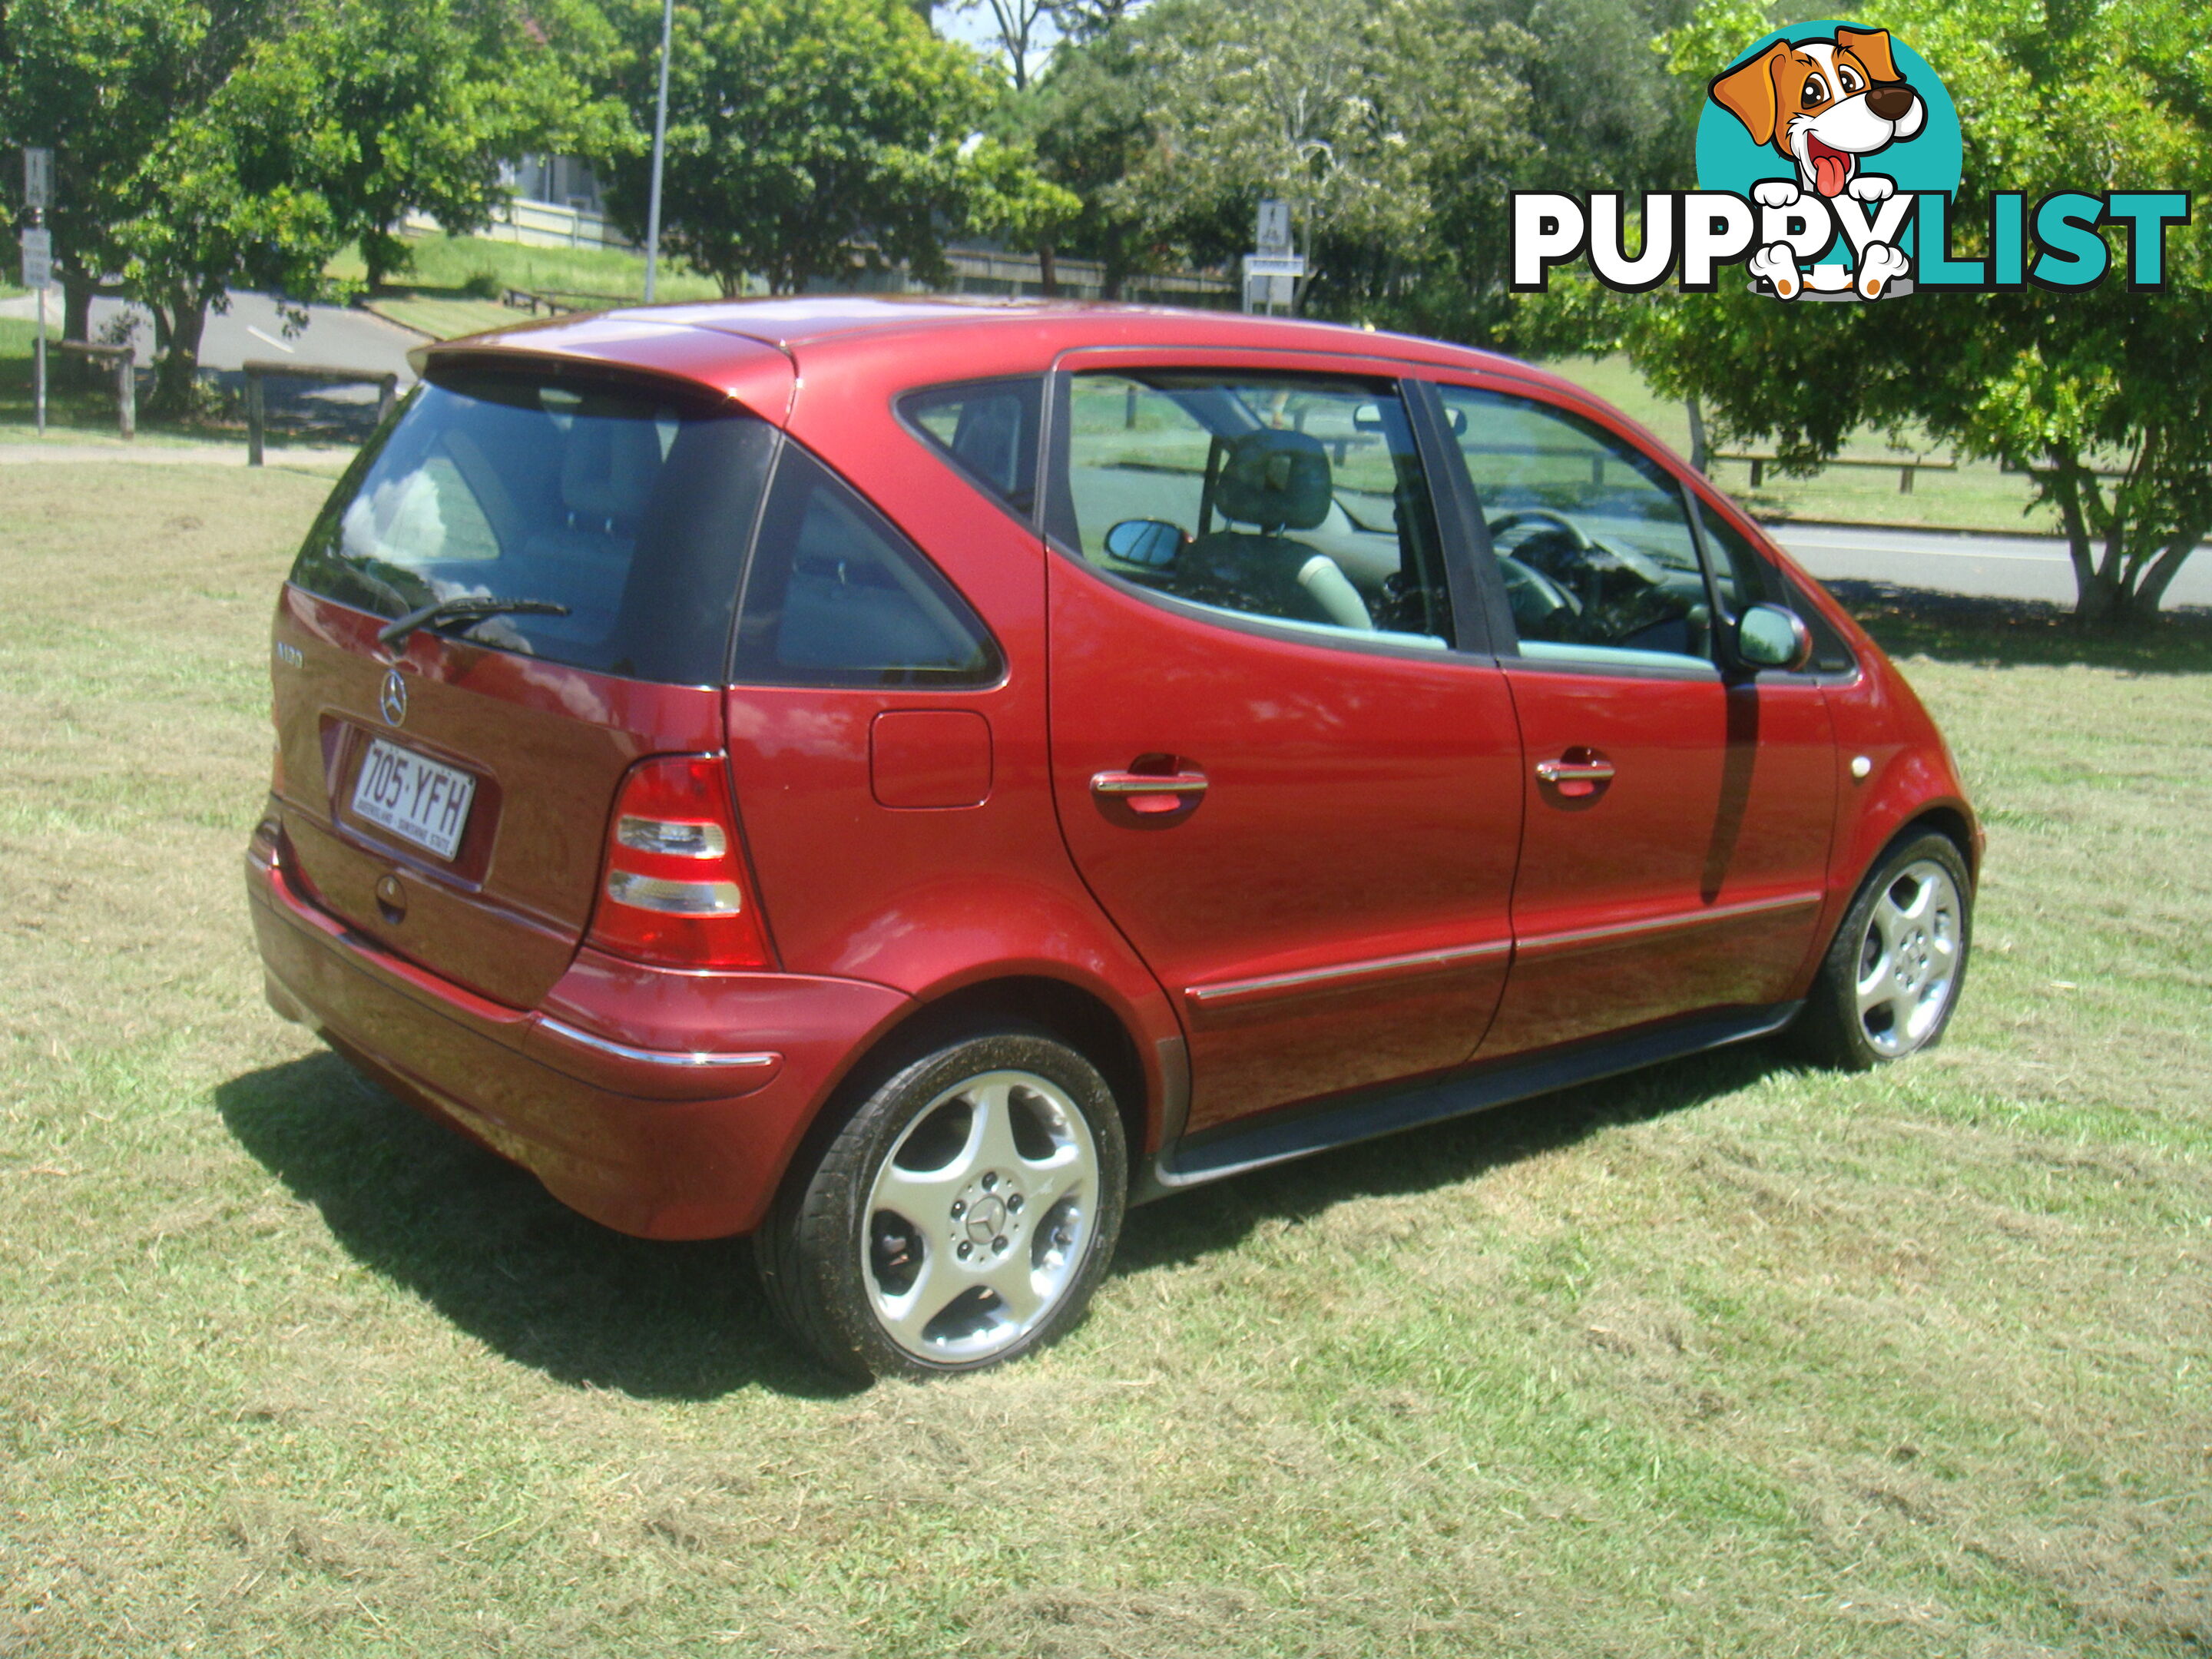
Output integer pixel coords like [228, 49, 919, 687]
[2, 462, 2208, 1657]
[333, 230, 724, 331]
[339, 233, 726, 343]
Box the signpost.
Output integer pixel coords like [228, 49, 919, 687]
[642, 0, 674, 303]
[1243, 197, 1305, 314]
[22, 149, 53, 434]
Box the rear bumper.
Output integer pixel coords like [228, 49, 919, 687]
[245, 844, 910, 1239]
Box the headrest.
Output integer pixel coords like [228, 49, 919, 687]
[561, 416, 663, 528]
[1214, 428, 1331, 531]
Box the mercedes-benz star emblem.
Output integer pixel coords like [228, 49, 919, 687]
[379, 669, 409, 727]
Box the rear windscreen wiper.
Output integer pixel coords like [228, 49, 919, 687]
[377, 594, 571, 649]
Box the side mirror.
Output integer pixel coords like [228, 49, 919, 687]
[1353, 402, 1385, 432]
[1734, 602, 1813, 671]
[1103, 518, 1187, 569]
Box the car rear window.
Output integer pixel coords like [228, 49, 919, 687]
[288, 370, 777, 684]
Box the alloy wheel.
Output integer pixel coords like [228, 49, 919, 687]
[1853, 859, 1963, 1058]
[860, 1068, 1101, 1365]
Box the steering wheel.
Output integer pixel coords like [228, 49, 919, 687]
[1486, 508, 1592, 560]
[1488, 508, 1603, 618]
[1496, 556, 1580, 630]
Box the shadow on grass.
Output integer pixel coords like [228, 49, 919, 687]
[215, 1051, 855, 1404]
[1830, 580, 2212, 674]
[1118, 1037, 1796, 1276]
[218, 1037, 1799, 1397]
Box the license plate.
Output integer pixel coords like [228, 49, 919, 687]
[350, 737, 477, 861]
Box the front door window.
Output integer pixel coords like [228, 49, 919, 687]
[1437, 386, 1715, 669]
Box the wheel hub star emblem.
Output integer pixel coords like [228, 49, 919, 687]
[962, 1194, 1008, 1247]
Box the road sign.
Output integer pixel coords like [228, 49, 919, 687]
[1256, 198, 1292, 257]
[24, 147, 52, 210]
[20, 226, 51, 290]
[1242, 253, 1304, 312]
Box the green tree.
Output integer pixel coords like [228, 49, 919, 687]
[269, 0, 623, 292]
[0, 0, 233, 348]
[1623, 0, 2210, 628]
[593, 0, 1019, 296]
[1048, 0, 1139, 42]
[1083, 0, 1534, 319]
[2, 0, 596, 413]
[1015, 24, 1161, 296]
[948, 0, 1055, 90]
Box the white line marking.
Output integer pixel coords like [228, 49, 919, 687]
[1786, 544, 2068, 564]
[245, 325, 296, 354]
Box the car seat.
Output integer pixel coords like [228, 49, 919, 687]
[1179, 429, 1371, 630]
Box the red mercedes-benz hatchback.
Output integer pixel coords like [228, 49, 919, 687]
[247, 297, 1977, 1377]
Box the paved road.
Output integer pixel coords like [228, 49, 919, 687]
[1, 289, 419, 379]
[1770, 521, 2212, 611]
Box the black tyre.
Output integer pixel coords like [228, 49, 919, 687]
[757, 1027, 1128, 1380]
[1796, 830, 1972, 1071]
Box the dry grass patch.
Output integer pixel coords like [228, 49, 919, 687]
[2, 462, 2208, 1657]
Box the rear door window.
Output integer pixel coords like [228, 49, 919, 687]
[288, 373, 776, 684]
[733, 446, 1002, 687]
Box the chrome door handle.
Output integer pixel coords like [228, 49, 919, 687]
[1091, 770, 1210, 796]
[1535, 757, 1615, 784]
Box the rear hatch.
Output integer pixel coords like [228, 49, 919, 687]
[270, 356, 780, 1007]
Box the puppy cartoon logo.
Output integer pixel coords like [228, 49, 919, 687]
[1710, 28, 1924, 204]
[1698, 22, 1962, 300]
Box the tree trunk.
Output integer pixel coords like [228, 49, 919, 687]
[1686, 394, 1708, 475]
[2021, 442, 2199, 631]
[2135, 527, 2207, 614]
[59, 273, 98, 387]
[62, 275, 94, 346]
[146, 290, 210, 419]
[1038, 244, 1058, 298]
[362, 224, 409, 294]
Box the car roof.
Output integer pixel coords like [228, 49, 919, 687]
[416, 294, 1589, 402]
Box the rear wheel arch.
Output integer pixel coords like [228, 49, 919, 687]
[780, 975, 1154, 1207]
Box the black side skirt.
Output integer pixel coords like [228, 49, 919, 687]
[1133, 1002, 1801, 1203]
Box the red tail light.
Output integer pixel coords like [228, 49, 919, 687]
[588, 756, 772, 970]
